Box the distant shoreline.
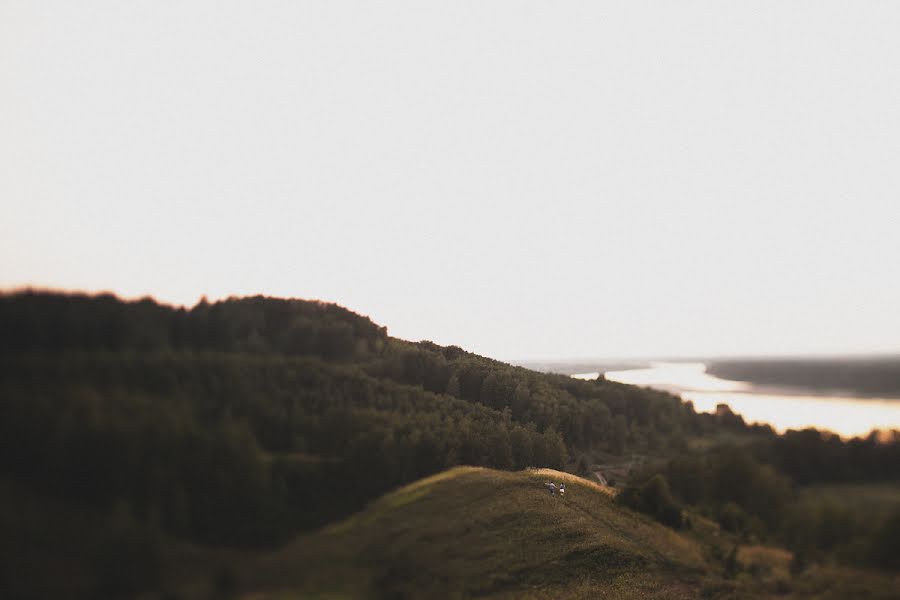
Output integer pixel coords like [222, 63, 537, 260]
[518, 357, 900, 401]
[707, 358, 900, 401]
[735, 382, 900, 402]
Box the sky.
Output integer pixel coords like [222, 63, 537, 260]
[2, 1, 899, 361]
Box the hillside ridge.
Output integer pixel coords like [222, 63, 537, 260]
[241, 466, 708, 599]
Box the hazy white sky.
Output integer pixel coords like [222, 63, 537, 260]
[2, 1, 899, 360]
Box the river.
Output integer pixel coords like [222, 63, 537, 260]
[571, 362, 900, 438]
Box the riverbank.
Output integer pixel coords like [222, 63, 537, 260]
[574, 362, 900, 438]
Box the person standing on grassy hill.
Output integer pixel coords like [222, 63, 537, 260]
[549, 482, 557, 496]
[559, 483, 565, 497]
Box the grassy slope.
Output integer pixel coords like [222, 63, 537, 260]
[7, 467, 897, 599]
[239, 467, 709, 599]
[223, 468, 900, 600]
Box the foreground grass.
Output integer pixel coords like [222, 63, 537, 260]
[237, 467, 707, 599]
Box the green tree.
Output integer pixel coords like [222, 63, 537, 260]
[610, 415, 628, 455]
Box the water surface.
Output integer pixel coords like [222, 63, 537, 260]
[572, 362, 900, 437]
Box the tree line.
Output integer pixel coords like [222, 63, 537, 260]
[619, 430, 900, 570]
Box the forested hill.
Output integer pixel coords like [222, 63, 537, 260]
[0, 291, 387, 358]
[708, 357, 900, 398]
[0, 291, 709, 549]
[3, 291, 900, 598]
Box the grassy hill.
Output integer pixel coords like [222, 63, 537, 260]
[5, 465, 898, 599]
[158, 466, 896, 600]
[228, 466, 706, 599]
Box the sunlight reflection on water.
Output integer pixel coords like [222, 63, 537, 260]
[572, 362, 900, 438]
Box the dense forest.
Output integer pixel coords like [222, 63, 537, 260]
[0, 291, 711, 596]
[708, 357, 900, 398]
[1, 291, 899, 597]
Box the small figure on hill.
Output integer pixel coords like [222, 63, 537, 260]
[549, 482, 557, 496]
[559, 483, 565, 497]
